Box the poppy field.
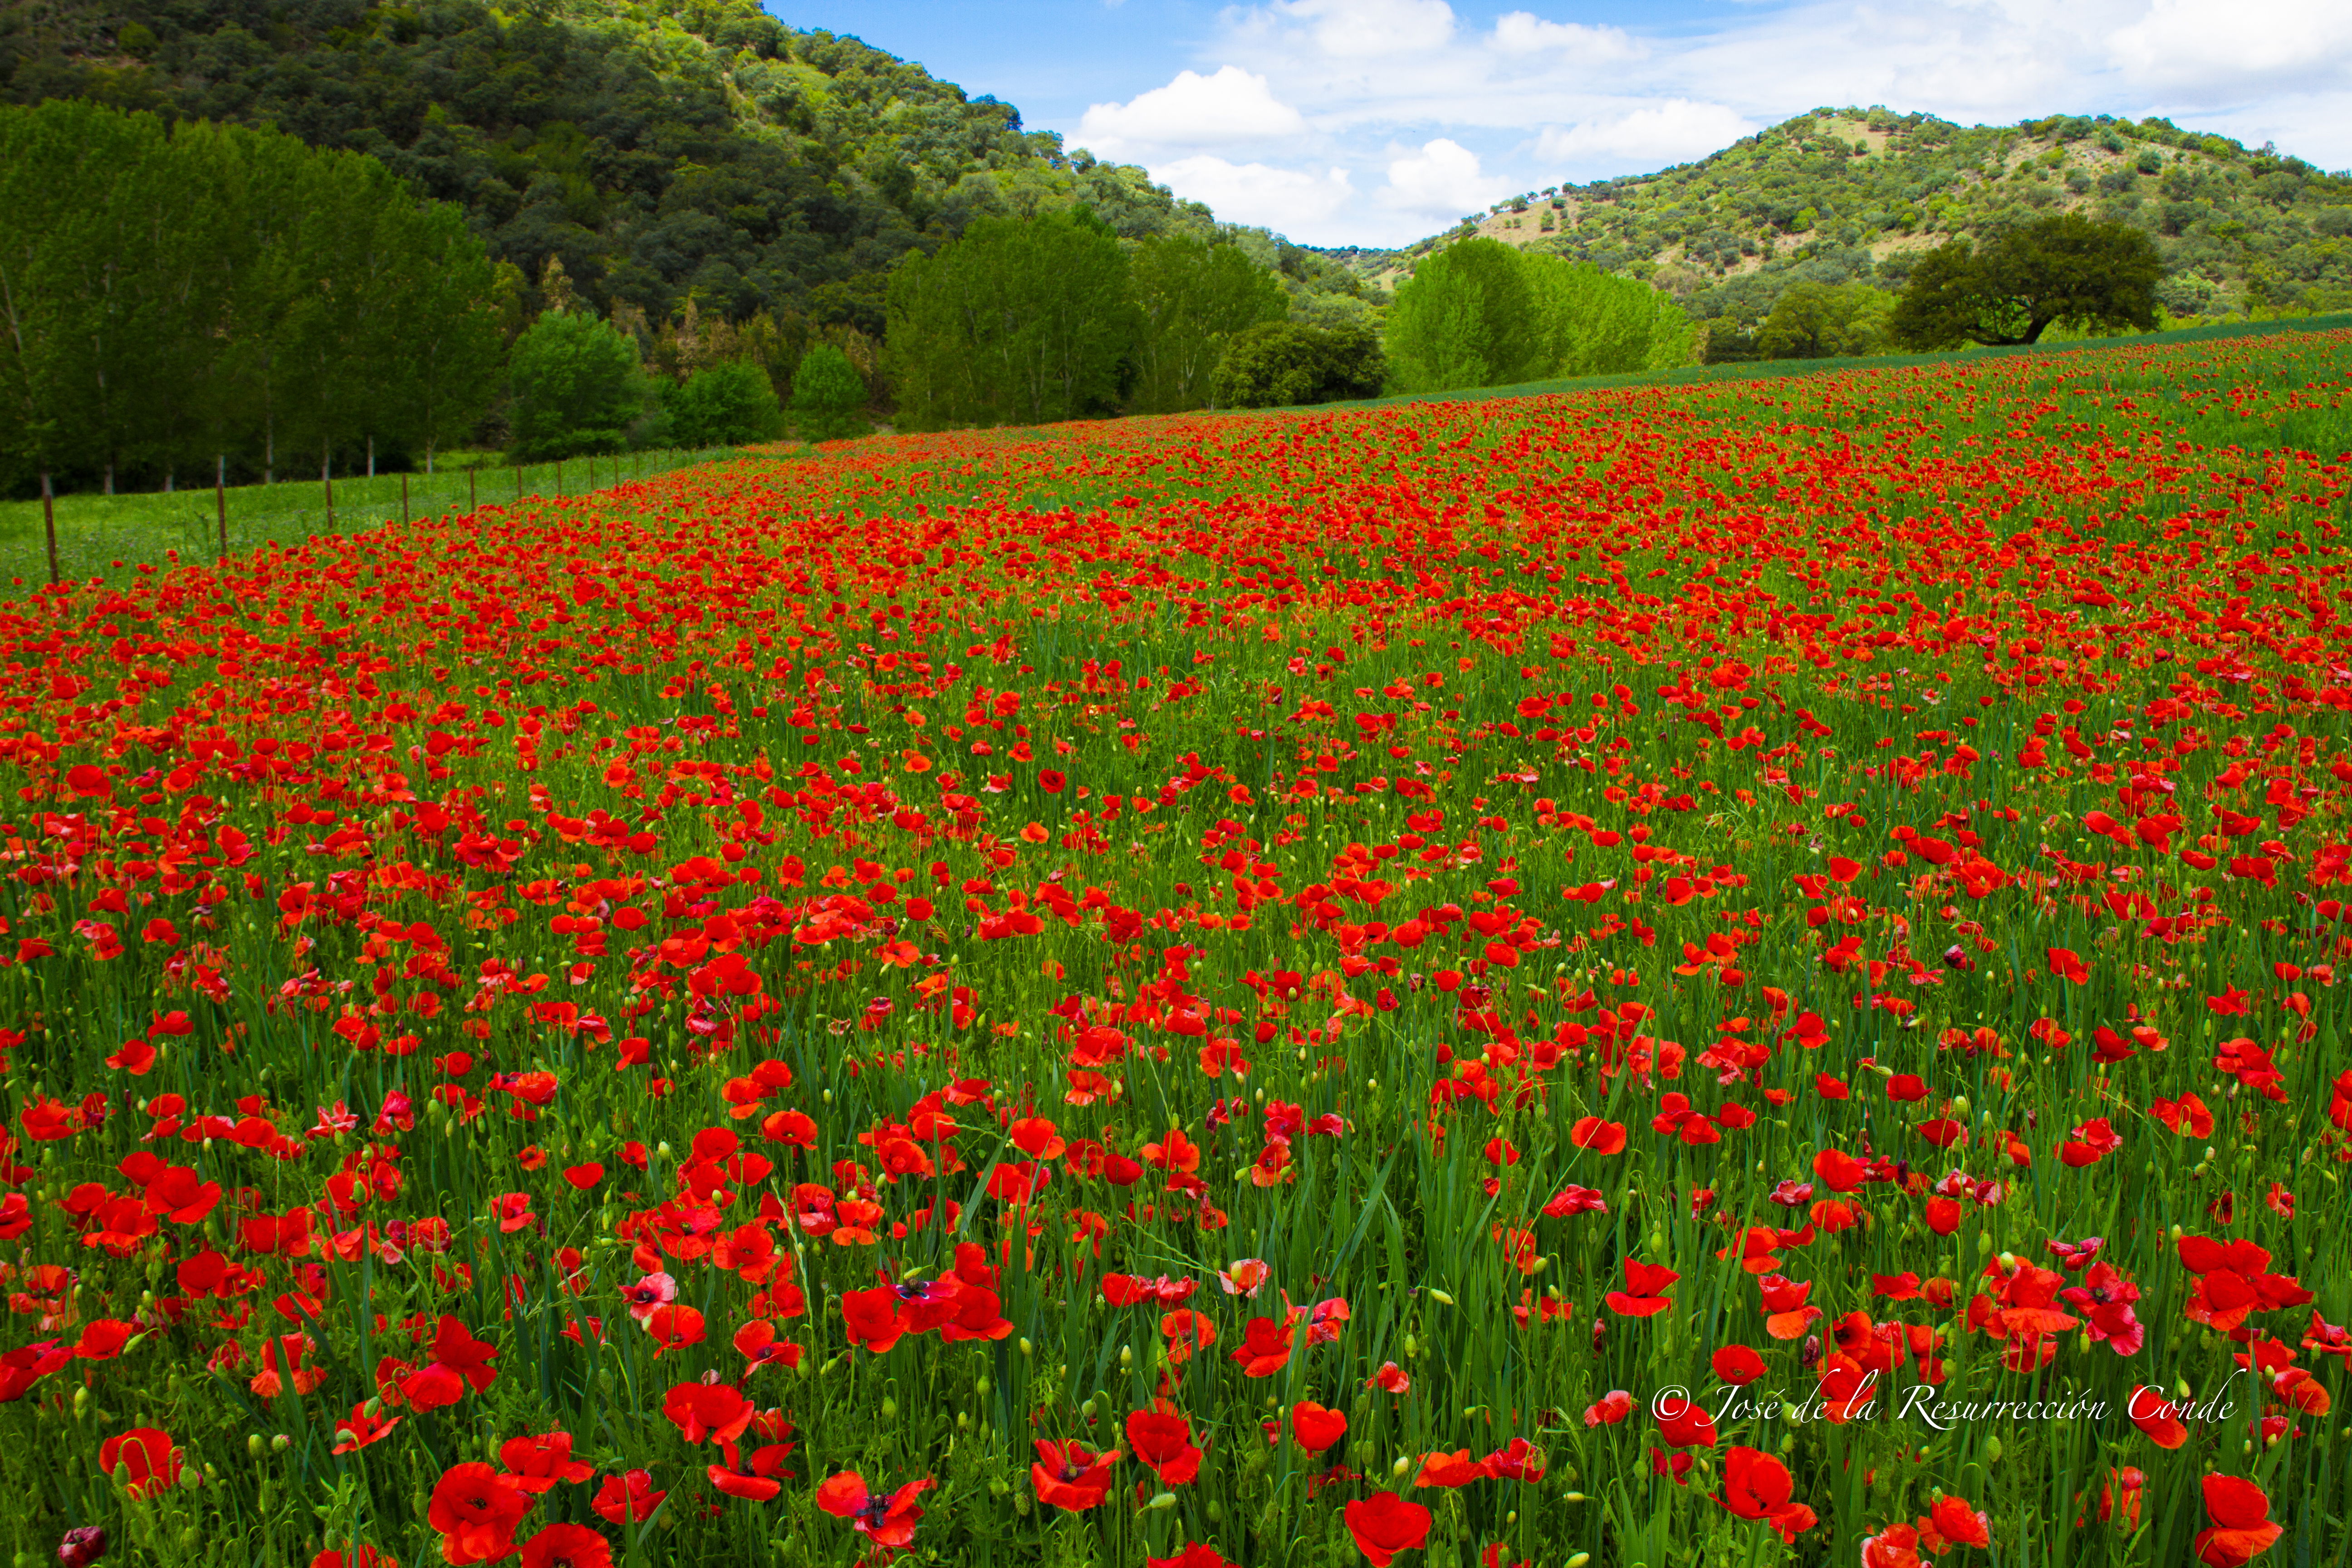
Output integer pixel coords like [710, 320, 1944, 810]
[4, 328, 2352, 1568]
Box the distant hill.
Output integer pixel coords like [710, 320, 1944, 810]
[0, 0, 1368, 341]
[1349, 108, 2352, 331]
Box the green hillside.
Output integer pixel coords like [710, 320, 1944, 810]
[1354, 107, 2352, 336]
[0, 0, 1366, 342]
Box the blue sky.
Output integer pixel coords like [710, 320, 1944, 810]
[778, 0, 2352, 247]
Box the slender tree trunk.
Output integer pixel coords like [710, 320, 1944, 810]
[265, 412, 275, 486]
[367, 436, 375, 480]
[426, 441, 436, 477]
[104, 459, 114, 496]
[41, 471, 57, 587]
[401, 471, 409, 524]
[323, 443, 334, 525]
[216, 454, 226, 559]
[164, 467, 174, 494]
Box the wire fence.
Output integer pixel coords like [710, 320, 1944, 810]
[0, 446, 750, 589]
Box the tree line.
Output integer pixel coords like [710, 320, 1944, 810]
[0, 97, 503, 512]
[883, 223, 1695, 429]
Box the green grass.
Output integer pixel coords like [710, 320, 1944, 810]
[1321, 310, 2352, 412]
[0, 447, 752, 589]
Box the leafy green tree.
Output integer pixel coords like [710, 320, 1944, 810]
[1388, 240, 1687, 392]
[1128, 236, 1289, 414]
[886, 211, 1140, 431]
[508, 311, 650, 460]
[1209, 320, 1385, 409]
[790, 345, 872, 441]
[1523, 255, 1694, 376]
[1384, 238, 1545, 393]
[1890, 214, 2161, 347]
[668, 359, 785, 446]
[376, 200, 506, 474]
[0, 99, 115, 574]
[1754, 281, 1895, 358]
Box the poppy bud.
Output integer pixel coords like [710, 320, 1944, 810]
[1984, 1436, 2003, 1465]
[1567, 1556, 1591, 1568]
[56, 1527, 106, 1568]
[976, 1375, 992, 1397]
[1145, 1492, 1177, 1511]
[72, 1388, 88, 1419]
[271, 1435, 290, 1452]
[249, 1435, 265, 1459]
[1391, 1456, 1412, 1478]
[1119, 1346, 1133, 1369]
[1019, 1338, 1034, 1357]
[881, 1397, 897, 1420]
[1428, 1289, 1455, 1307]
[1564, 1491, 1588, 1502]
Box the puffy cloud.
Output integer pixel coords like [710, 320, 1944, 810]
[1490, 12, 1644, 63]
[1534, 101, 1759, 169]
[1376, 138, 1513, 223]
[1264, 0, 1459, 59]
[1073, 67, 1308, 160]
[1150, 156, 1356, 233]
[2109, 0, 2352, 91]
[1036, 0, 2352, 247]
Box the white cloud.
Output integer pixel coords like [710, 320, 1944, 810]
[1490, 12, 1644, 62]
[1074, 67, 1308, 160]
[1150, 155, 1357, 232]
[1264, 0, 1458, 59]
[1534, 101, 1759, 168]
[1376, 138, 1513, 222]
[1038, 0, 2352, 247]
[2109, 0, 2352, 91]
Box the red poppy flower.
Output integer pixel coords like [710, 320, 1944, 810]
[1568, 1117, 1627, 1154]
[1344, 1491, 1433, 1567]
[1923, 1494, 1991, 1550]
[427, 1463, 534, 1565]
[1292, 1401, 1348, 1453]
[706, 1464, 781, 1502]
[1717, 1446, 1816, 1543]
[1654, 1392, 1719, 1449]
[498, 1432, 592, 1492]
[589, 1471, 663, 1526]
[331, 1403, 403, 1454]
[516, 1523, 610, 1568]
[1411, 1449, 1490, 1487]
[841, 1286, 906, 1354]
[815, 1472, 935, 1551]
[1583, 1390, 1633, 1426]
[99, 1427, 181, 1498]
[661, 1382, 753, 1447]
[1603, 1259, 1679, 1317]
[1541, 1184, 1608, 1217]
[1230, 1315, 1295, 1377]
[2193, 1474, 2282, 1567]
[1147, 1546, 1233, 1568]
[1712, 1344, 1768, 1385]
[1030, 1440, 1119, 1511]
[1126, 1408, 1203, 1485]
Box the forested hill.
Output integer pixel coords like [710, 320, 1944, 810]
[0, 0, 1252, 337]
[1363, 108, 2352, 332]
